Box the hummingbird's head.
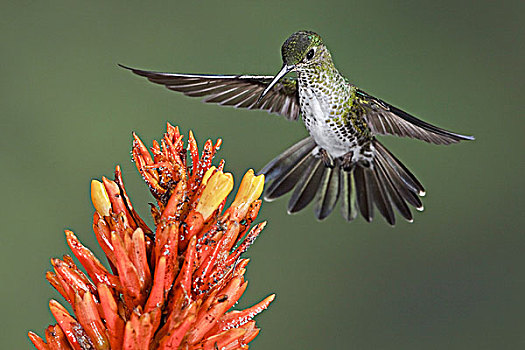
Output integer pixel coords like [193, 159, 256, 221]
[281, 31, 324, 67]
[257, 31, 325, 104]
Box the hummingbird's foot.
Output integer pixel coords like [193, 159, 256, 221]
[319, 148, 335, 168]
[341, 151, 354, 171]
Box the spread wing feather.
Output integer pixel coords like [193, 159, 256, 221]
[356, 89, 474, 145]
[119, 64, 301, 121]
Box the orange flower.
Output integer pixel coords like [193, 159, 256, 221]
[28, 124, 274, 349]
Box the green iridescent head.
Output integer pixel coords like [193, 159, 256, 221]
[281, 31, 324, 66]
[257, 31, 325, 104]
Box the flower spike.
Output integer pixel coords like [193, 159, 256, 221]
[29, 124, 273, 349]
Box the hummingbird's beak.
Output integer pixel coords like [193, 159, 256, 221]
[257, 64, 294, 104]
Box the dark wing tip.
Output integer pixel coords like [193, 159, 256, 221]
[117, 63, 135, 71]
[456, 134, 475, 141]
[442, 131, 475, 143]
[117, 63, 152, 78]
[388, 104, 475, 144]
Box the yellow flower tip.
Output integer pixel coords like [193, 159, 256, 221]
[231, 169, 265, 217]
[201, 166, 217, 187]
[195, 170, 234, 221]
[91, 179, 111, 216]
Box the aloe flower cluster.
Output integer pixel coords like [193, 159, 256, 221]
[28, 124, 274, 349]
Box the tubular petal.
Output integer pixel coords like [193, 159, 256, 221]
[144, 256, 166, 312]
[49, 300, 93, 350]
[74, 292, 110, 350]
[130, 228, 151, 288]
[210, 294, 275, 334]
[98, 284, 124, 349]
[46, 324, 72, 350]
[65, 231, 119, 289]
[28, 332, 49, 350]
[157, 305, 197, 349]
[91, 180, 111, 217]
[199, 327, 247, 350]
[195, 171, 234, 221]
[230, 170, 265, 221]
[110, 232, 142, 307]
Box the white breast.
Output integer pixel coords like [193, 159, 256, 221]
[301, 87, 350, 158]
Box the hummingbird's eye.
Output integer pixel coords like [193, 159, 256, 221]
[306, 48, 315, 60]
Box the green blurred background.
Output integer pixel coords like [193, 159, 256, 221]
[2, 1, 524, 349]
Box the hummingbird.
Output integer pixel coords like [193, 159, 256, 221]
[120, 30, 473, 225]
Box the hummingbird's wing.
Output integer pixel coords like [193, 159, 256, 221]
[355, 89, 474, 145]
[119, 65, 300, 121]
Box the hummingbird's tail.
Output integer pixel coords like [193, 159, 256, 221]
[260, 138, 424, 225]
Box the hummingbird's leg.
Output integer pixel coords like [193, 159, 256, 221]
[358, 142, 374, 168]
[341, 151, 354, 171]
[319, 148, 335, 168]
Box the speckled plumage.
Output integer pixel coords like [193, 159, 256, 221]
[296, 46, 371, 162]
[121, 30, 474, 225]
